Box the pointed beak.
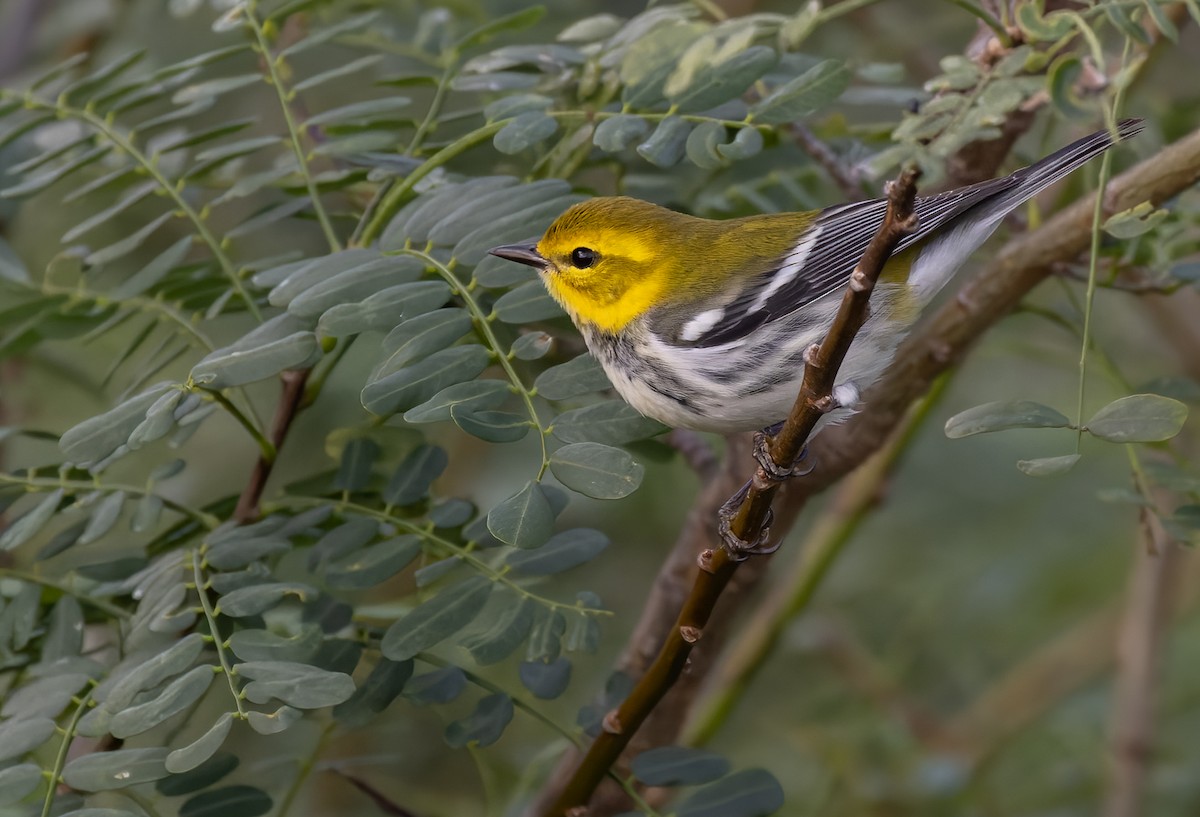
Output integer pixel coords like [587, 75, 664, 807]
[488, 242, 546, 269]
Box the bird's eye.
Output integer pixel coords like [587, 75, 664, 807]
[570, 247, 597, 269]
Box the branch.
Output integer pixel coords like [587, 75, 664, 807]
[1102, 489, 1179, 817]
[787, 122, 865, 200]
[233, 369, 310, 522]
[539, 169, 922, 817]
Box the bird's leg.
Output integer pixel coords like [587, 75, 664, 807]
[752, 432, 815, 481]
[716, 479, 778, 560]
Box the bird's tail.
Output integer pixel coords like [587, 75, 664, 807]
[994, 117, 1144, 211]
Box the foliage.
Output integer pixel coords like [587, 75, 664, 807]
[0, 1, 1198, 816]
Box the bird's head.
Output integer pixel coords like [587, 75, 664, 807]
[489, 197, 704, 333]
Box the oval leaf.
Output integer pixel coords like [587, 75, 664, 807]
[944, 400, 1070, 438]
[381, 576, 493, 661]
[550, 442, 644, 499]
[1085, 394, 1188, 443]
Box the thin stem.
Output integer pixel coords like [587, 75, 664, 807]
[405, 59, 456, 157]
[816, 0, 886, 24]
[282, 495, 606, 619]
[0, 471, 219, 529]
[0, 568, 130, 619]
[356, 121, 506, 247]
[43, 285, 215, 353]
[277, 720, 334, 817]
[42, 687, 93, 817]
[1076, 149, 1114, 451]
[398, 249, 550, 477]
[246, 2, 341, 253]
[191, 549, 248, 719]
[197, 387, 275, 461]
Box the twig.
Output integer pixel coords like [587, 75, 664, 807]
[1101, 489, 1178, 817]
[683, 384, 943, 747]
[539, 169, 922, 817]
[787, 122, 864, 200]
[233, 369, 310, 522]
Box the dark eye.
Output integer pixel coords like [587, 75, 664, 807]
[571, 247, 597, 269]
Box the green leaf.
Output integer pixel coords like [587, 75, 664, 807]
[519, 657, 571, 699]
[102, 633, 206, 713]
[112, 236, 193, 299]
[507, 528, 608, 576]
[292, 55, 382, 93]
[304, 96, 411, 127]
[676, 768, 785, 817]
[637, 116, 692, 168]
[0, 763, 42, 805]
[0, 488, 63, 550]
[444, 693, 513, 748]
[485, 93, 555, 122]
[550, 443, 644, 499]
[512, 331, 554, 360]
[404, 666, 466, 705]
[552, 401, 666, 445]
[282, 256, 424, 317]
[85, 212, 174, 267]
[326, 536, 422, 590]
[685, 120, 728, 169]
[179, 786, 272, 817]
[594, 115, 651, 152]
[717, 126, 764, 160]
[1017, 454, 1081, 477]
[381, 576, 493, 661]
[60, 382, 173, 464]
[165, 711, 233, 774]
[944, 401, 1071, 438]
[461, 595, 535, 665]
[1085, 394, 1188, 443]
[488, 482, 554, 549]
[526, 608, 565, 663]
[333, 438, 380, 493]
[318, 281, 453, 339]
[1015, 2, 1075, 40]
[534, 354, 611, 400]
[308, 518, 378, 570]
[362, 345, 492, 416]
[751, 59, 851, 124]
[156, 753, 238, 796]
[190, 332, 317, 389]
[494, 111, 559, 155]
[1047, 55, 1092, 120]
[245, 705, 302, 735]
[621, 21, 707, 108]
[632, 746, 731, 786]
[457, 6, 546, 49]
[228, 627, 322, 663]
[381, 308, 474, 371]
[1104, 201, 1169, 239]
[404, 380, 513, 424]
[451, 406, 530, 443]
[415, 556, 464, 588]
[62, 748, 170, 791]
[0, 716, 56, 762]
[217, 582, 316, 617]
[205, 536, 290, 570]
[671, 46, 777, 112]
[558, 13, 623, 42]
[333, 658, 414, 726]
[492, 280, 565, 323]
[237, 661, 355, 709]
[110, 665, 215, 738]
[384, 444, 449, 506]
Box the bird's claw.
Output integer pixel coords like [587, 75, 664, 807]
[716, 487, 778, 561]
[752, 432, 815, 481]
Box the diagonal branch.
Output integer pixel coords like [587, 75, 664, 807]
[539, 169, 922, 817]
[233, 369, 310, 522]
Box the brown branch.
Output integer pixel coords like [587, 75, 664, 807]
[233, 369, 310, 522]
[1102, 492, 1179, 817]
[787, 122, 864, 200]
[538, 170, 922, 817]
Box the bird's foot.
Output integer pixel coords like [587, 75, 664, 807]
[752, 431, 816, 481]
[716, 481, 779, 561]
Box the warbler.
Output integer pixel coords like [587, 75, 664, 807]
[491, 119, 1143, 433]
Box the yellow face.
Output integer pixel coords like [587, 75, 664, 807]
[533, 198, 679, 333]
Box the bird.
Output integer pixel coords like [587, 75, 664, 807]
[490, 119, 1143, 435]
